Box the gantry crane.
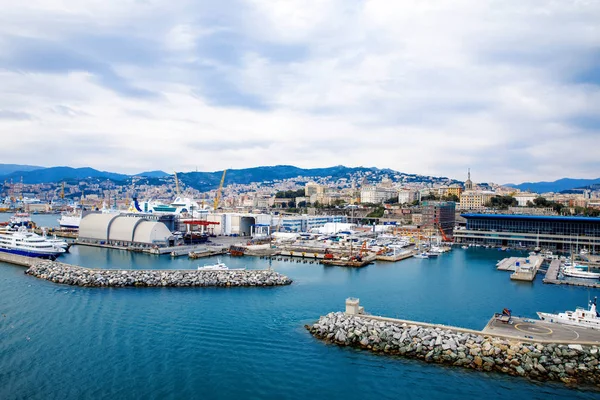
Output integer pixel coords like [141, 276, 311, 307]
[213, 169, 227, 210]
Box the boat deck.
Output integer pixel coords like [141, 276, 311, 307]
[483, 315, 600, 343]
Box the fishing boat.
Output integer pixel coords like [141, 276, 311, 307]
[537, 297, 600, 330]
[0, 227, 66, 259]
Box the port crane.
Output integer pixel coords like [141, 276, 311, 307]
[213, 169, 227, 210]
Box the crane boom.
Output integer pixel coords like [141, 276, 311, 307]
[213, 169, 227, 210]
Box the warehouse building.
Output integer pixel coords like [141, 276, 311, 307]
[78, 213, 174, 248]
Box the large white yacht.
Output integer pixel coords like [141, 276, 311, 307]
[0, 227, 66, 259]
[537, 297, 600, 330]
[561, 262, 600, 280]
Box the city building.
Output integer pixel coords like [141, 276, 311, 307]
[360, 186, 398, 204]
[421, 201, 456, 239]
[459, 191, 496, 210]
[271, 215, 348, 233]
[513, 193, 538, 207]
[398, 190, 418, 205]
[454, 214, 600, 252]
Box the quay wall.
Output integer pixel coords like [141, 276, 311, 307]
[307, 312, 600, 386]
[0, 252, 38, 267]
[25, 261, 293, 288]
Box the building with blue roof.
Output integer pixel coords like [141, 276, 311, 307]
[454, 214, 600, 252]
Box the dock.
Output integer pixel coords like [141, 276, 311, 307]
[510, 256, 543, 281]
[543, 259, 600, 289]
[188, 247, 228, 259]
[376, 251, 414, 262]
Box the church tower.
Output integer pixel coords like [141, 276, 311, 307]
[464, 169, 473, 191]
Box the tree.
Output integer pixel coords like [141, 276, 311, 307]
[366, 206, 385, 218]
[442, 194, 459, 202]
[486, 195, 517, 210]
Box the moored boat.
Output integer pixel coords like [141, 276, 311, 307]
[537, 297, 600, 330]
[197, 259, 245, 271]
[0, 227, 66, 259]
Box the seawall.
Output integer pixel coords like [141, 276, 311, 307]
[307, 311, 600, 386]
[24, 260, 293, 288]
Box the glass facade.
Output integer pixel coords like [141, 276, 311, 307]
[464, 214, 600, 237]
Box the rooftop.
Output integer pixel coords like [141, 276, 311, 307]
[461, 213, 600, 223]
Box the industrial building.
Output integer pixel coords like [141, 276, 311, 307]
[271, 215, 348, 233]
[454, 214, 600, 252]
[206, 213, 272, 236]
[78, 213, 174, 248]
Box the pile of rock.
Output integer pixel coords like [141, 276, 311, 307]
[25, 261, 293, 288]
[307, 312, 600, 386]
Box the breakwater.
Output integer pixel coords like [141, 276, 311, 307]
[307, 310, 600, 386]
[25, 260, 292, 288]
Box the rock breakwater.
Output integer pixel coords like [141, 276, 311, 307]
[307, 312, 600, 386]
[25, 261, 292, 288]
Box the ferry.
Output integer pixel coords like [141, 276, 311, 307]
[58, 211, 82, 230]
[9, 212, 32, 227]
[537, 297, 600, 330]
[0, 227, 66, 259]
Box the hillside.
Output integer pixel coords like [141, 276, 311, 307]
[0, 166, 129, 184]
[507, 177, 600, 193]
[0, 164, 44, 176]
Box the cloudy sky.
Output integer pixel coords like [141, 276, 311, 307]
[0, 0, 599, 183]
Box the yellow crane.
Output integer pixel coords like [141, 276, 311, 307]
[213, 169, 227, 210]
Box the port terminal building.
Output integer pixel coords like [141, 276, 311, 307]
[454, 214, 600, 252]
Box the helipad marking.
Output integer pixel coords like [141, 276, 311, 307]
[514, 323, 553, 335]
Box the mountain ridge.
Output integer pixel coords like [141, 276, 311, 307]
[506, 177, 600, 193]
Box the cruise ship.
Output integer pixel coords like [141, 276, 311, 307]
[0, 227, 66, 259]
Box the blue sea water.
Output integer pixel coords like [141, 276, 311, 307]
[1, 214, 599, 399]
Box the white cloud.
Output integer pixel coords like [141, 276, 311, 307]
[0, 0, 599, 183]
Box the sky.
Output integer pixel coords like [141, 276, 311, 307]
[0, 0, 599, 184]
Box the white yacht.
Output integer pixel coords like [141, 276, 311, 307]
[537, 298, 600, 330]
[562, 265, 600, 279]
[414, 253, 429, 259]
[0, 227, 66, 259]
[197, 259, 245, 271]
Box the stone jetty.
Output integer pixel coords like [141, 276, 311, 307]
[307, 305, 600, 386]
[25, 260, 292, 288]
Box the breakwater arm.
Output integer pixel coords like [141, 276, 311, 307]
[25, 261, 292, 288]
[306, 310, 600, 386]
